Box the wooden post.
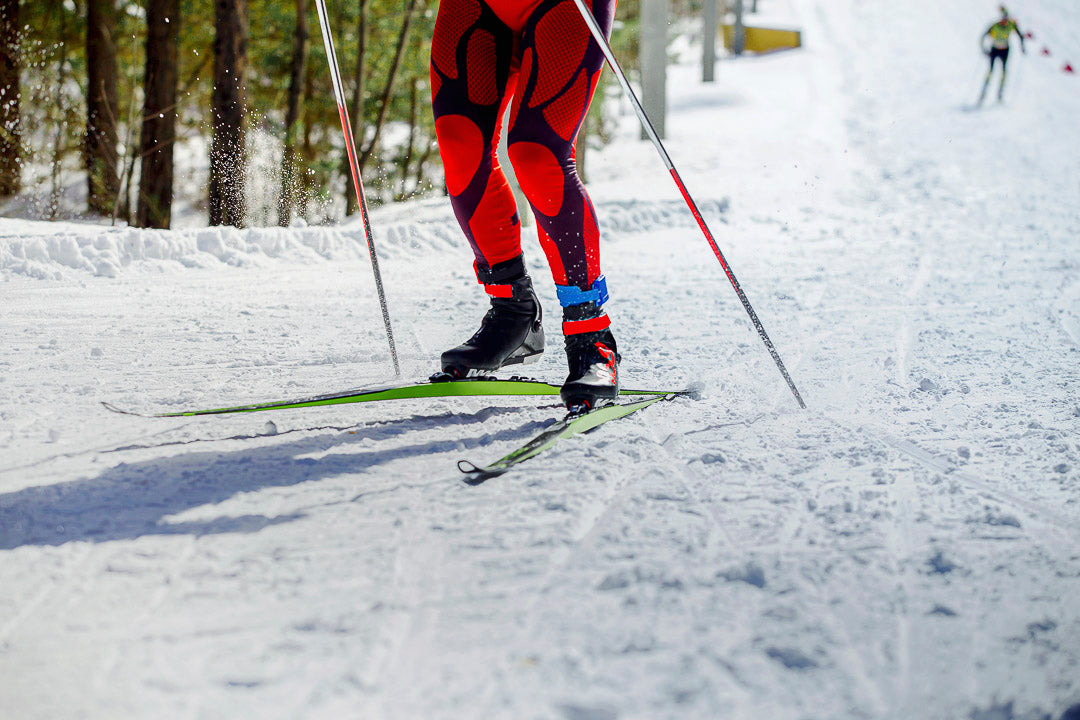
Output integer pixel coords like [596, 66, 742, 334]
[703, 0, 717, 82]
[733, 0, 746, 56]
[641, 0, 667, 139]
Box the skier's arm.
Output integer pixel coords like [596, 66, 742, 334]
[1014, 22, 1026, 52]
[980, 25, 993, 53]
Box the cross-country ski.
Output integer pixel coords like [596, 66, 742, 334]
[102, 377, 683, 417]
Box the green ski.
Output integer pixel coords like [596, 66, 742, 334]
[458, 393, 678, 482]
[102, 378, 681, 418]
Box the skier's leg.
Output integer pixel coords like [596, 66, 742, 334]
[979, 49, 1000, 105]
[507, 0, 620, 407]
[998, 48, 1010, 100]
[507, 0, 616, 290]
[978, 57, 992, 104]
[431, 0, 521, 272]
[432, 0, 544, 376]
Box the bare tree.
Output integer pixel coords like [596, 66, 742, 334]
[113, 32, 141, 224]
[208, 0, 248, 227]
[344, 0, 418, 213]
[298, 62, 316, 219]
[86, 0, 123, 216]
[135, 0, 180, 229]
[0, 0, 19, 196]
[356, 0, 419, 173]
[278, 0, 308, 227]
[48, 3, 72, 220]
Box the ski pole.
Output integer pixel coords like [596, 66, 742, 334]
[313, 0, 401, 377]
[570, 0, 806, 409]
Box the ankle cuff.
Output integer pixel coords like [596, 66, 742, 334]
[475, 255, 526, 286]
[483, 275, 535, 303]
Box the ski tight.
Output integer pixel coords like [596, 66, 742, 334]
[988, 46, 1010, 73]
[430, 0, 616, 292]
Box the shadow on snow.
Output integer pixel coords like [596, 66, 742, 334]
[0, 406, 551, 550]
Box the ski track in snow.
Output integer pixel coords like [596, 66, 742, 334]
[3, 0, 1080, 718]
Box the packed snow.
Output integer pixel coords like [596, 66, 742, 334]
[2, 0, 1079, 718]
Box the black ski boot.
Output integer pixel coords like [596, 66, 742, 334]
[560, 300, 620, 411]
[439, 255, 544, 378]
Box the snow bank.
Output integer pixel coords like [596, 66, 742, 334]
[0, 197, 728, 280]
[0, 220, 369, 280]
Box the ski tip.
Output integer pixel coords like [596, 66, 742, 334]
[102, 401, 140, 416]
[457, 459, 504, 484]
[103, 401, 179, 418]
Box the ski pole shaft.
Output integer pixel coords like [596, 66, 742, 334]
[570, 0, 806, 409]
[313, 0, 401, 377]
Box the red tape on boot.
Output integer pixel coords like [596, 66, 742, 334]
[562, 314, 611, 335]
[484, 284, 514, 298]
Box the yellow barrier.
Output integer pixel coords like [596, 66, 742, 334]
[722, 24, 802, 54]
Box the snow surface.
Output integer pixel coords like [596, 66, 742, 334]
[2, 0, 1079, 718]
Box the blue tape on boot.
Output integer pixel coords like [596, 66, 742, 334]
[555, 275, 609, 308]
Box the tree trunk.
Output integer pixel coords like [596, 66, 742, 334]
[0, 0, 20, 196]
[343, 0, 367, 216]
[278, 0, 308, 227]
[135, 0, 180, 229]
[86, 0, 122, 215]
[48, 4, 71, 220]
[209, 0, 247, 227]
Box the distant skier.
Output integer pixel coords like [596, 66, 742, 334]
[979, 5, 1026, 105]
[429, 0, 620, 410]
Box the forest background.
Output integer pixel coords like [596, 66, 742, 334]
[0, 0, 695, 230]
